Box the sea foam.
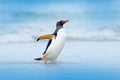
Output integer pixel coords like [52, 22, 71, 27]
[0, 25, 120, 44]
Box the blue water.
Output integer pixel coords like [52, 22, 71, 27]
[0, 0, 120, 43]
[0, 1, 120, 80]
[0, 64, 120, 80]
[0, 41, 120, 80]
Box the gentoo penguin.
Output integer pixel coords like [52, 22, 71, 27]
[34, 20, 69, 63]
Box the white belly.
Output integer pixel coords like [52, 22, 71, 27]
[44, 28, 66, 61]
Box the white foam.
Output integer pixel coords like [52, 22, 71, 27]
[67, 29, 120, 41]
[0, 26, 120, 44]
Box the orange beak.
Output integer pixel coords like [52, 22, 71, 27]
[62, 20, 69, 24]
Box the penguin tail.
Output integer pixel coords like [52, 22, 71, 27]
[34, 57, 43, 61]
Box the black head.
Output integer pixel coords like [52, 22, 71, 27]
[56, 20, 69, 27]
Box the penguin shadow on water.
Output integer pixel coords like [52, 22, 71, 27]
[34, 61, 62, 69]
[34, 60, 77, 66]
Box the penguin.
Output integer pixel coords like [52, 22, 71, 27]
[34, 20, 69, 63]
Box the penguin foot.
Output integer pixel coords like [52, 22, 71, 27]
[42, 57, 47, 64]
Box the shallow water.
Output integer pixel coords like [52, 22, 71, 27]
[0, 63, 120, 80]
[0, 41, 120, 80]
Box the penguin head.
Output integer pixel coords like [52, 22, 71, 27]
[56, 20, 69, 27]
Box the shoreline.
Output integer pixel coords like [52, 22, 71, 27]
[0, 41, 120, 67]
[0, 41, 120, 80]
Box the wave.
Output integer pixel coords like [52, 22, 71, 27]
[67, 29, 120, 41]
[0, 2, 120, 43]
[0, 26, 120, 44]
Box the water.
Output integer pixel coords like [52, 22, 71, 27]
[0, 1, 120, 79]
[0, 0, 120, 43]
[0, 64, 120, 80]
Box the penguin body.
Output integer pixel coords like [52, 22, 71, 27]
[44, 28, 66, 62]
[35, 20, 69, 63]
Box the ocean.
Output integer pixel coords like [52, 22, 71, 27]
[0, 0, 120, 80]
[0, 64, 120, 80]
[0, 0, 120, 43]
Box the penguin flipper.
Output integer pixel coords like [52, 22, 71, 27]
[37, 34, 53, 41]
[34, 58, 43, 61]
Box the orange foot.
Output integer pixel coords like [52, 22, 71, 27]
[42, 56, 47, 64]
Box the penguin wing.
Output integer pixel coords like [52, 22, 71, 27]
[37, 34, 53, 41]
